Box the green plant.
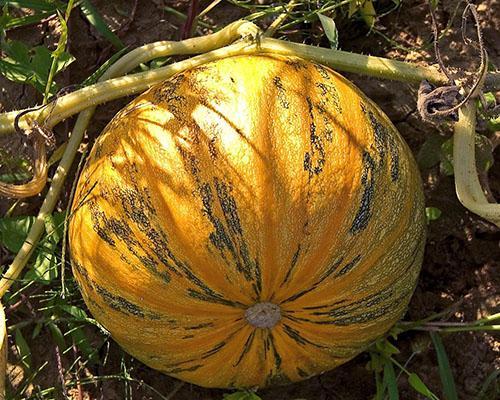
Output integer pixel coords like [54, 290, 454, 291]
[0, 0, 124, 97]
[0, 212, 107, 398]
[223, 390, 262, 400]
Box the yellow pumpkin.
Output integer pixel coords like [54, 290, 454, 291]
[69, 54, 426, 388]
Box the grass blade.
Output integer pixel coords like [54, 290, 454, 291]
[81, 47, 128, 86]
[383, 361, 400, 400]
[47, 322, 66, 350]
[3, 11, 53, 29]
[318, 13, 339, 49]
[408, 373, 439, 400]
[430, 332, 458, 400]
[79, 0, 125, 49]
[475, 369, 500, 400]
[0, 0, 62, 12]
[374, 369, 384, 400]
[223, 391, 262, 400]
[14, 328, 32, 370]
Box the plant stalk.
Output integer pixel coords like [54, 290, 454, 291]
[453, 101, 500, 227]
[411, 325, 500, 333]
[0, 36, 453, 136]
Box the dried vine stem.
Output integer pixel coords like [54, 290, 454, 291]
[429, 0, 499, 226]
[399, 312, 500, 333]
[0, 129, 47, 198]
[0, 37, 450, 137]
[0, 96, 60, 198]
[454, 102, 500, 227]
[421, 1, 499, 227]
[428, 0, 455, 83]
[421, 1, 489, 122]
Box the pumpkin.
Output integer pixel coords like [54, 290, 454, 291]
[69, 54, 426, 388]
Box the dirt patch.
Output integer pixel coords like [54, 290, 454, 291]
[0, 1, 498, 399]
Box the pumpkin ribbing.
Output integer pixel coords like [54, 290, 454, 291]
[69, 54, 426, 388]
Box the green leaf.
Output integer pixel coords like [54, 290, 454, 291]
[384, 341, 400, 356]
[47, 322, 66, 350]
[439, 138, 454, 176]
[368, 351, 383, 373]
[0, 1, 64, 12]
[0, 213, 64, 283]
[408, 373, 439, 400]
[2, 10, 53, 30]
[429, 0, 439, 9]
[437, 135, 494, 175]
[374, 368, 384, 400]
[0, 57, 35, 87]
[383, 361, 399, 400]
[44, 211, 66, 245]
[14, 328, 32, 370]
[487, 114, 500, 131]
[0, 170, 31, 184]
[22, 211, 65, 283]
[25, 239, 58, 283]
[55, 47, 74, 72]
[360, 0, 376, 28]
[348, 0, 362, 18]
[32, 322, 43, 339]
[347, 0, 376, 27]
[0, 215, 35, 253]
[417, 134, 447, 169]
[79, 0, 125, 49]
[425, 207, 442, 223]
[0, 3, 10, 31]
[223, 391, 262, 400]
[388, 324, 404, 340]
[475, 134, 494, 173]
[430, 332, 458, 400]
[52, 10, 68, 57]
[375, 339, 400, 356]
[0, 40, 73, 94]
[3, 39, 31, 65]
[59, 304, 88, 321]
[480, 92, 496, 109]
[318, 14, 339, 50]
[476, 369, 500, 400]
[481, 92, 500, 130]
[31, 45, 53, 76]
[68, 324, 96, 362]
[148, 56, 170, 70]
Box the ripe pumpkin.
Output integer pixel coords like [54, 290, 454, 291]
[69, 54, 426, 388]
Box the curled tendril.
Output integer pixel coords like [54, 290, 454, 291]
[419, 0, 488, 123]
[0, 127, 48, 199]
[0, 97, 60, 199]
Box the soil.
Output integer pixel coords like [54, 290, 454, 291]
[0, 1, 499, 399]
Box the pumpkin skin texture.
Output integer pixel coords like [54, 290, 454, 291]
[69, 54, 426, 389]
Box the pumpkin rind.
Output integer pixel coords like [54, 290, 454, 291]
[69, 54, 426, 388]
